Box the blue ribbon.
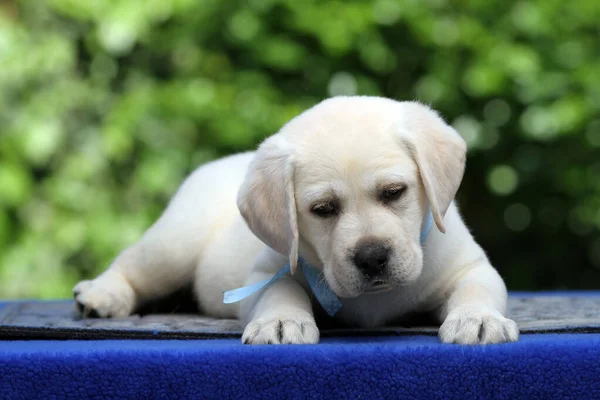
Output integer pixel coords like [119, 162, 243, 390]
[223, 260, 343, 316]
[223, 209, 434, 316]
[420, 209, 433, 245]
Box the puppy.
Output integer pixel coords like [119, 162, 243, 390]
[74, 96, 519, 345]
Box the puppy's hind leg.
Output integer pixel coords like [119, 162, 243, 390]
[74, 153, 254, 318]
[74, 205, 202, 317]
[74, 174, 213, 318]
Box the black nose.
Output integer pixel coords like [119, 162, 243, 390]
[353, 240, 390, 277]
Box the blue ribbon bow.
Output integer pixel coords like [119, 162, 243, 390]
[223, 210, 434, 316]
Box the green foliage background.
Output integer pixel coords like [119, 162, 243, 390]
[0, 0, 599, 298]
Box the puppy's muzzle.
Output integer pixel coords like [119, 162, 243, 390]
[352, 239, 390, 279]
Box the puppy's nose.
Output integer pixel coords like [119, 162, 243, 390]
[353, 241, 390, 277]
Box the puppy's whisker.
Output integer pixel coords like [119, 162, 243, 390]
[316, 272, 327, 286]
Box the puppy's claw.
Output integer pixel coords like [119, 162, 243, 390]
[73, 274, 136, 318]
[439, 307, 519, 345]
[242, 314, 319, 345]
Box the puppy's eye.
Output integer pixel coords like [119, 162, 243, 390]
[311, 202, 338, 218]
[380, 185, 407, 202]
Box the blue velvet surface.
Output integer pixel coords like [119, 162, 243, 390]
[2, 295, 600, 400]
[1, 335, 600, 399]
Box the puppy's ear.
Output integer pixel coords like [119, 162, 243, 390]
[237, 135, 299, 273]
[398, 102, 467, 233]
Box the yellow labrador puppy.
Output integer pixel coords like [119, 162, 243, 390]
[74, 96, 519, 345]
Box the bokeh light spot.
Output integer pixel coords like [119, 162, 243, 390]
[372, 0, 402, 25]
[328, 72, 357, 96]
[487, 165, 518, 195]
[504, 203, 531, 232]
[228, 10, 260, 41]
[98, 21, 136, 55]
[480, 126, 500, 150]
[452, 115, 481, 150]
[432, 18, 460, 47]
[483, 99, 511, 126]
[415, 76, 444, 103]
[520, 106, 559, 141]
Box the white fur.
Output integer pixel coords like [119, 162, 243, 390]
[74, 96, 518, 345]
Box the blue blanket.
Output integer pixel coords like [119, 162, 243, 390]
[1, 334, 600, 399]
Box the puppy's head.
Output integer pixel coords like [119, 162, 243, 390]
[237, 97, 466, 297]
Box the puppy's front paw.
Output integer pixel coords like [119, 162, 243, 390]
[242, 313, 319, 345]
[73, 272, 136, 318]
[439, 307, 519, 345]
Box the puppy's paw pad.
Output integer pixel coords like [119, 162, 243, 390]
[73, 276, 135, 318]
[242, 315, 319, 345]
[439, 308, 519, 345]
